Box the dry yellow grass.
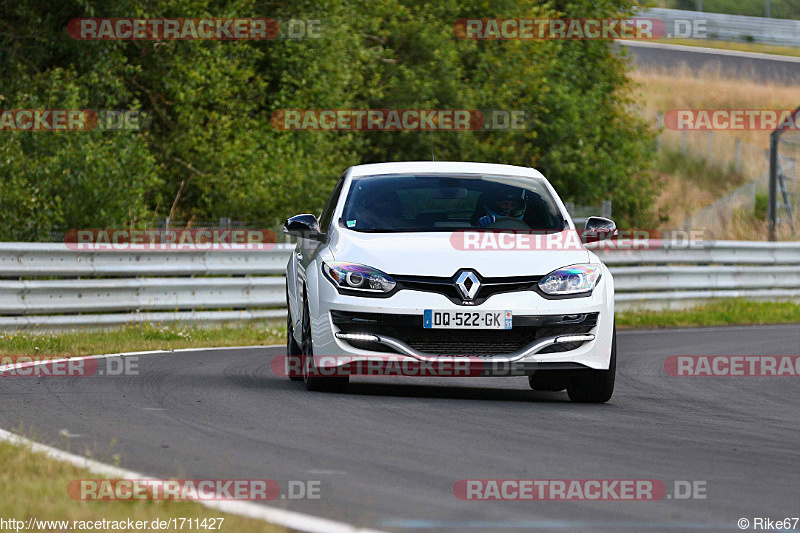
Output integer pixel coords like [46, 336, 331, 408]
[631, 67, 800, 148]
[651, 169, 717, 226]
[631, 68, 800, 238]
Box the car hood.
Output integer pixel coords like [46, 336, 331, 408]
[329, 230, 590, 277]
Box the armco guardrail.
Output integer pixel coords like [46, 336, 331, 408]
[593, 240, 800, 309]
[0, 240, 798, 329]
[0, 242, 291, 277]
[0, 243, 295, 329]
[643, 7, 800, 47]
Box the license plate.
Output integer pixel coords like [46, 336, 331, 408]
[423, 310, 512, 329]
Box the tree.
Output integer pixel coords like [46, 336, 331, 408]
[0, 0, 658, 241]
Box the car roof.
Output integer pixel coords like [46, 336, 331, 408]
[347, 161, 546, 180]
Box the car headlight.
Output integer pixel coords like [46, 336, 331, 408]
[322, 261, 396, 293]
[538, 264, 601, 296]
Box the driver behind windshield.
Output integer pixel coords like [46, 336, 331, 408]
[353, 188, 405, 230]
[472, 186, 527, 227]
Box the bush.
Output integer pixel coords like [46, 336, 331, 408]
[0, 0, 658, 239]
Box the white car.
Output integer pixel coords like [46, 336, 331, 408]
[284, 162, 617, 402]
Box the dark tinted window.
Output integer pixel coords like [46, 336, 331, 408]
[318, 178, 345, 233]
[340, 174, 564, 232]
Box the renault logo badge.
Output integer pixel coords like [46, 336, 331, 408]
[455, 270, 481, 301]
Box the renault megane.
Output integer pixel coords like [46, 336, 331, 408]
[284, 161, 617, 402]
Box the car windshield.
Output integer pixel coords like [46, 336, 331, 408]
[340, 174, 565, 232]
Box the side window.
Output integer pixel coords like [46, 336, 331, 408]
[318, 177, 345, 233]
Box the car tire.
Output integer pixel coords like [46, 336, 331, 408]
[566, 326, 616, 403]
[300, 294, 349, 393]
[286, 291, 303, 381]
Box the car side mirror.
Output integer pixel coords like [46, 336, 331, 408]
[581, 216, 617, 244]
[283, 214, 324, 241]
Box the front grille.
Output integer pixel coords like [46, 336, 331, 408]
[331, 311, 597, 356]
[393, 273, 540, 305]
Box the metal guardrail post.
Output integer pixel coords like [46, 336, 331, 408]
[770, 130, 780, 241]
[769, 106, 800, 241]
[735, 138, 742, 174]
[706, 131, 713, 165]
[601, 200, 612, 219]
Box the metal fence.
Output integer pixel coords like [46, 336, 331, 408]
[0, 243, 291, 329]
[0, 241, 798, 329]
[641, 7, 800, 47]
[595, 240, 800, 309]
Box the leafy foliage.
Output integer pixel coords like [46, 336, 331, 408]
[0, 0, 657, 240]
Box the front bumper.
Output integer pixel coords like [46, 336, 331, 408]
[309, 271, 615, 372]
[334, 330, 595, 363]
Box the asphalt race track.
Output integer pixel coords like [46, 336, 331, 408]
[2, 325, 799, 532]
[622, 41, 800, 82]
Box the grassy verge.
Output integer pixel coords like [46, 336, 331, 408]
[650, 38, 800, 57]
[0, 438, 284, 532]
[1, 302, 798, 359]
[616, 300, 800, 329]
[0, 321, 284, 357]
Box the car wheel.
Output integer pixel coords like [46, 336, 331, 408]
[301, 294, 348, 393]
[566, 326, 616, 403]
[286, 291, 303, 381]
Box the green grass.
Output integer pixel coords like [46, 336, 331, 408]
[659, 148, 747, 195]
[616, 299, 800, 328]
[0, 321, 284, 357]
[652, 0, 800, 19]
[652, 38, 800, 57]
[0, 438, 284, 532]
[1, 302, 798, 360]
